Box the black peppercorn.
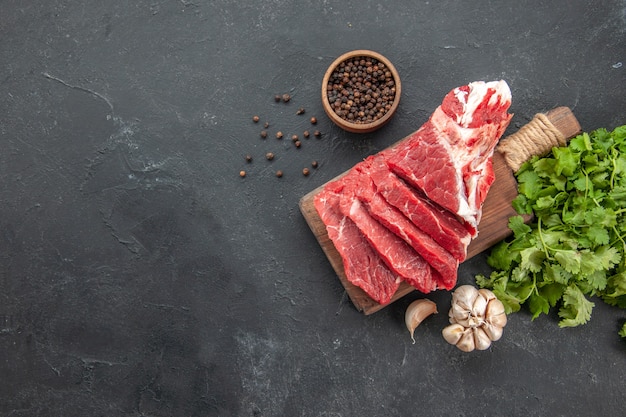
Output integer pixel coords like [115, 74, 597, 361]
[245, 155, 252, 163]
[266, 152, 274, 160]
[302, 167, 310, 176]
[276, 131, 283, 139]
[310, 116, 317, 124]
[313, 130, 321, 137]
[291, 134, 299, 142]
[294, 140, 301, 148]
[260, 130, 267, 138]
[274, 95, 281, 102]
[311, 160, 318, 168]
[252, 115, 260, 123]
[303, 130, 310, 138]
[239, 170, 246, 178]
[282, 94, 291, 103]
[276, 170, 283, 178]
[296, 107, 305, 115]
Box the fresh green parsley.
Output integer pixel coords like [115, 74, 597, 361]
[476, 125, 626, 337]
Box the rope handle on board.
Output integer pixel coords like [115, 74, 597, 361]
[497, 107, 582, 172]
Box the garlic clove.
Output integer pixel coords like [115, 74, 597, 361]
[485, 297, 506, 318]
[405, 299, 437, 344]
[473, 327, 492, 350]
[471, 291, 489, 317]
[448, 307, 456, 324]
[442, 323, 465, 345]
[487, 310, 508, 329]
[485, 298, 507, 332]
[456, 328, 476, 352]
[483, 322, 504, 341]
[452, 285, 479, 311]
[478, 288, 497, 303]
[452, 316, 472, 329]
[450, 302, 470, 323]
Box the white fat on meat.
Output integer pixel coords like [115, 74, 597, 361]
[431, 80, 512, 230]
[453, 80, 511, 128]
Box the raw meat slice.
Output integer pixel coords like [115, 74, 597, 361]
[365, 155, 471, 262]
[344, 165, 458, 290]
[337, 179, 437, 294]
[384, 80, 512, 234]
[313, 186, 401, 305]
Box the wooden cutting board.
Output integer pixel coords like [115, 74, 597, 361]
[299, 107, 581, 314]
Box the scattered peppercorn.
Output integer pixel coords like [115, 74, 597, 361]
[264, 122, 269, 128]
[311, 160, 318, 168]
[260, 130, 268, 138]
[326, 56, 396, 124]
[314, 130, 321, 137]
[266, 152, 274, 160]
[274, 95, 281, 102]
[245, 154, 253, 163]
[239, 170, 246, 178]
[294, 140, 301, 148]
[276, 170, 283, 178]
[302, 167, 310, 176]
[310, 116, 317, 124]
[252, 115, 260, 123]
[276, 131, 283, 139]
[282, 94, 291, 103]
[296, 107, 305, 115]
[303, 130, 310, 138]
[291, 134, 299, 142]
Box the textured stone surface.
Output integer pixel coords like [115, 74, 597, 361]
[1, 0, 625, 416]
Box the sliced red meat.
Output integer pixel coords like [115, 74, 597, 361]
[313, 186, 401, 305]
[364, 155, 471, 262]
[337, 178, 437, 294]
[312, 80, 512, 306]
[383, 80, 512, 234]
[345, 167, 458, 290]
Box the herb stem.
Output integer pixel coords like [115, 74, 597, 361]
[610, 226, 626, 252]
[610, 158, 616, 189]
[537, 217, 552, 260]
[583, 170, 590, 205]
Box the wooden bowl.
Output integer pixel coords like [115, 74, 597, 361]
[321, 50, 401, 134]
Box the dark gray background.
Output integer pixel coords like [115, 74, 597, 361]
[1, 1, 625, 416]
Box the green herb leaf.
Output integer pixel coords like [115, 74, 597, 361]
[603, 271, 626, 302]
[595, 245, 621, 270]
[520, 247, 545, 272]
[545, 263, 571, 285]
[509, 215, 532, 237]
[529, 291, 550, 319]
[569, 132, 592, 152]
[558, 285, 594, 327]
[539, 282, 566, 307]
[486, 241, 518, 271]
[512, 194, 532, 214]
[553, 146, 578, 177]
[555, 250, 581, 274]
[517, 170, 543, 200]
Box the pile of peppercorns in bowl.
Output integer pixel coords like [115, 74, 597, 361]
[322, 50, 401, 134]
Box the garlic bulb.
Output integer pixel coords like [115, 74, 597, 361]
[405, 299, 438, 344]
[442, 285, 507, 352]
